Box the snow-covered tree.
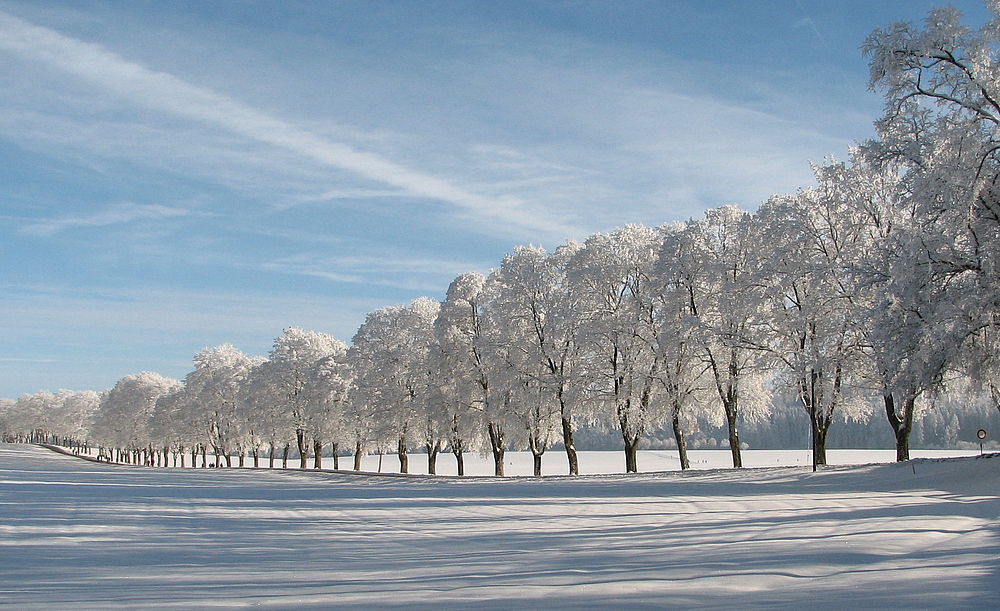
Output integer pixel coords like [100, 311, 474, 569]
[757, 171, 872, 467]
[0, 398, 14, 438]
[52, 390, 100, 445]
[240, 359, 293, 468]
[434, 273, 506, 475]
[815, 149, 956, 462]
[149, 389, 191, 466]
[254, 329, 342, 468]
[673, 207, 773, 468]
[10, 391, 56, 443]
[483, 242, 587, 475]
[568, 225, 665, 473]
[304, 348, 351, 469]
[431, 274, 483, 475]
[863, 4, 1000, 458]
[91, 372, 181, 464]
[347, 298, 438, 474]
[1, 390, 97, 448]
[174, 345, 263, 467]
[653, 224, 716, 470]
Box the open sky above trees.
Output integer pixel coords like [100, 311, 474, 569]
[0, 0, 994, 399]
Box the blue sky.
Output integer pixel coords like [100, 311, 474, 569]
[0, 0, 992, 399]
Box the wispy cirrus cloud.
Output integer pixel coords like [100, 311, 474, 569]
[0, 10, 574, 238]
[18, 202, 192, 236]
[263, 253, 491, 293]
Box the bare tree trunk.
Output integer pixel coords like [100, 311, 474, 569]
[297, 429, 309, 469]
[725, 401, 742, 468]
[268, 442, 276, 468]
[671, 405, 690, 470]
[895, 428, 910, 461]
[710, 349, 743, 468]
[813, 417, 831, 467]
[716, 379, 742, 468]
[803, 368, 837, 471]
[282, 443, 289, 469]
[252, 448, 259, 468]
[528, 427, 546, 477]
[332, 443, 340, 470]
[885, 393, 916, 462]
[354, 438, 363, 471]
[450, 422, 466, 475]
[426, 441, 442, 475]
[561, 414, 579, 476]
[622, 429, 640, 473]
[314, 438, 323, 469]
[618, 404, 641, 474]
[452, 444, 465, 476]
[397, 436, 408, 474]
[488, 422, 505, 477]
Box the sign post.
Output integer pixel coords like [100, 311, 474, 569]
[978, 429, 987, 455]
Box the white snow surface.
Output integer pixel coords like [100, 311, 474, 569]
[1, 444, 998, 610]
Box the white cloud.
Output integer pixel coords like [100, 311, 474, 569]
[19, 202, 192, 236]
[263, 253, 490, 292]
[0, 10, 576, 238]
[313, 188, 407, 201]
[0, 357, 60, 363]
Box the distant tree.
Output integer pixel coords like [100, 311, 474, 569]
[0, 398, 15, 440]
[149, 389, 190, 466]
[12, 391, 55, 443]
[176, 345, 261, 467]
[305, 348, 351, 469]
[52, 390, 100, 447]
[91, 372, 181, 464]
[3, 390, 98, 450]
[347, 298, 438, 474]
[256, 329, 342, 468]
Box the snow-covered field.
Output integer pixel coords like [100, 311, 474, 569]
[60, 445, 988, 476]
[1, 444, 997, 609]
[346, 447, 986, 476]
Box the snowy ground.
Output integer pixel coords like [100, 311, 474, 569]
[1, 444, 997, 609]
[343, 447, 985, 476]
[63, 445, 987, 475]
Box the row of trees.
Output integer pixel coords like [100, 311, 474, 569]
[4, 4, 1000, 474]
